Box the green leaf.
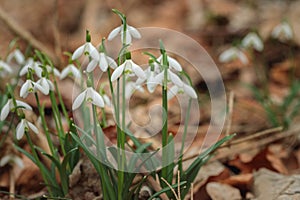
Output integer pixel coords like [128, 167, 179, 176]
[149, 181, 187, 200]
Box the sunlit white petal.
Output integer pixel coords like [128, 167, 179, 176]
[72, 91, 86, 110]
[168, 56, 182, 71]
[168, 69, 183, 87]
[86, 59, 98, 73]
[27, 121, 39, 134]
[167, 85, 179, 100]
[111, 64, 125, 81]
[106, 56, 117, 69]
[16, 119, 25, 140]
[72, 45, 85, 60]
[108, 26, 122, 41]
[0, 100, 11, 121]
[183, 84, 197, 99]
[128, 25, 141, 39]
[132, 62, 146, 79]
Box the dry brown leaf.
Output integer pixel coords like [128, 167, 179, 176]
[206, 182, 242, 200]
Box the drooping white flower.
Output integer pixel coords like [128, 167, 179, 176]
[156, 55, 182, 72]
[20, 80, 48, 98]
[72, 42, 99, 61]
[111, 59, 146, 81]
[16, 118, 39, 140]
[0, 154, 24, 168]
[0, 99, 32, 121]
[271, 21, 293, 42]
[86, 53, 117, 72]
[72, 87, 104, 110]
[19, 58, 42, 77]
[60, 64, 82, 79]
[0, 60, 13, 77]
[167, 83, 197, 100]
[7, 49, 25, 65]
[154, 69, 184, 88]
[36, 77, 54, 95]
[242, 32, 264, 51]
[45, 65, 61, 77]
[125, 81, 144, 99]
[102, 94, 111, 107]
[136, 68, 159, 93]
[219, 47, 248, 64]
[107, 24, 141, 45]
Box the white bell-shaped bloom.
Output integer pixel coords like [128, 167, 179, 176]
[45, 65, 61, 78]
[156, 55, 182, 72]
[72, 42, 99, 61]
[271, 21, 293, 42]
[86, 53, 117, 72]
[36, 77, 54, 95]
[125, 81, 144, 99]
[20, 80, 48, 98]
[0, 99, 32, 121]
[107, 24, 141, 45]
[7, 49, 25, 65]
[219, 47, 248, 64]
[72, 87, 105, 110]
[0, 60, 13, 77]
[242, 32, 264, 51]
[19, 58, 42, 77]
[135, 68, 159, 93]
[0, 154, 24, 168]
[60, 64, 81, 79]
[154, 69, 184, 88]
[167, 83, 197, 100]
[16, 118, 39, 140]
[111, 59, 145, 81]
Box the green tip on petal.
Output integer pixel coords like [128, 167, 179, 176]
[86, 30, 91, 42]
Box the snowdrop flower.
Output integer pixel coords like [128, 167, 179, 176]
[72, 31, 99, 61]
[60, 64, 81, 79]
[102, 94, 111, 107]
[0, 99, 32, 121]
[16, 118, 39, 140]
[167, 83, 197, 100]
[111, 59, 146, 81]
[0, 154, 24, 168]
[72, 87, 104, 110]
[219, 47, 248, 64]
[156, 55, 182, 72]
[19, 58, 42, 77]
[125, 81, 144, 99]
[36, 77, 54, 95]
[271, 21, 293, 42]
[154, 69, 183, 88]
[136, 68, 158, 93]
[86, 53, 117, 72]
[45, 65, 61, 77]
[107, 24, 141, 45]
[7, 49, 25, 65]
[20, 79, 47, 98]
[242, 32, 264, 51]
[0, 60, 13, 76]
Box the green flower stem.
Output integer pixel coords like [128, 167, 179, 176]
[54, 79, 70, 124]
[178, 98, 192, 173]
[25, 131, 53, 196]
[49, 90, 66, 156]
[34, 92, 56, 158]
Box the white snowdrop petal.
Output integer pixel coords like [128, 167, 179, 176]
[0, 100, 11, 121]
[0, 61, 12, 73]
[16, 120, 25, 140]
[0, 155, 11, 167]
[125, 82, 135, 99]
[111, 64, 125, 81]
[16, 100, 32, 110]
[168, 69, 183, 87]
[106, 56, 117, 69]
[219, 48, 235, 63]
[71, 65, 81, 78]
[238, 52, 248, 64]
[14, 49, 25, 64]
[132, 62, 146, 79]
[72, 91, 86, 110]
[36, 79, 49, 95]
[72, 45, 85, 60]
[108, 26, 122, 41]
[154, 71, 164, 86]
[91, 91, 105, 108]
[183, 84, 197, 99]
[99, 53, 108, 72]
[168, 56, 182, 71]
[87, 43, 100, 61]
[167, 85, 179, 100]
[28, 122, 39, 134]
[147, 72, 157, 93]
[20, 80, 31, 98]
[13, 156, 24, 168]
[86, 59, 98, 73]
[47, 80, 55, 91]
[128, 25, 141, 39]
[19, 65, 30, 76]
[60, 67, 70, 80]
[103, 95, 111, 106]
[122, 31, 132, 45]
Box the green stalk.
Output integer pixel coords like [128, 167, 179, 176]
[34, 92, 56, 157]
[178, 98, 192, 173]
